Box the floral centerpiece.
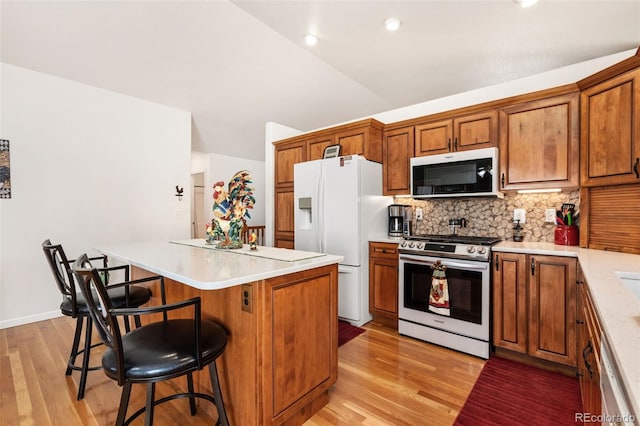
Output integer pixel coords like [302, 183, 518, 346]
[205, 170, 255, 249]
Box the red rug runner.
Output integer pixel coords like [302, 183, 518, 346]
[338, 320, 365, 347]
[454, 356, 584, 426]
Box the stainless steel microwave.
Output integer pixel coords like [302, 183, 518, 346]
[410, 147, 503, 199]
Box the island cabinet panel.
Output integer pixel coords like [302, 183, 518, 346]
[580, 67, 640, 187]
[368, 242, 399, 327]
[492, 253, 577, 368]
[498, 93, 579, 191]
[132, 263, 338, 426]
[382, 126, 414, 195]
[269, 271, 336, 419]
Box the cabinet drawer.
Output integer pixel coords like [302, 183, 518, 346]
[369, 242, 399, 260]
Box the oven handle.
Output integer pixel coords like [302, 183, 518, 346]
[399, 255, 488, 271]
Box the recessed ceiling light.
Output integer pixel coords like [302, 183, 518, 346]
[304, 34, 318, 46]
[513, 0, 539, 8]
[384, 18, 401, 32]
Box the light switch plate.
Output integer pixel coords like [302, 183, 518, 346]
[545, 208, 556, 223]
[416, 208, 423, 221]
[513, 208, 526, 223]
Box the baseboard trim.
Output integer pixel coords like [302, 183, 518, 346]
[0, 310, 62, 329]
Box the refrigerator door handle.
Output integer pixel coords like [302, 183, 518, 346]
[317, 164, 325, 253]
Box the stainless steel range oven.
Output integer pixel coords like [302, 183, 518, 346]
[398, 235, 500, 359]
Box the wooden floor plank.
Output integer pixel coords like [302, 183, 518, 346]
[0, 316, 484, 425]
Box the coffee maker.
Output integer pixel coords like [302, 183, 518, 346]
[388, 204, 412, 237]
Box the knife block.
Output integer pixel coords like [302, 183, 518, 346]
[554, 225, 579, 246]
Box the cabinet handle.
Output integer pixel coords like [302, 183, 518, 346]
[501, 173, 505, 188]
[634, 157, 639, 178]
[576, 279, 584, 286]
[448, 138, 452, 151]
[530, 258, 535, 276]
[495, 255, 499, 271]
[454, 137, 458, 150]
[583, 341, 594, 379]
[576, 319, 585, 325]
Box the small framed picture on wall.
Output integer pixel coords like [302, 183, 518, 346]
[0, 139, 10, 199]
[323, 144, 341, 159]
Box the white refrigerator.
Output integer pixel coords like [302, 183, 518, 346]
[294, 155, 391, 326]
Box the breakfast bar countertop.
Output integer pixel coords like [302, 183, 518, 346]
[493, 241, 640, 416]
[95, 239, 343, 290]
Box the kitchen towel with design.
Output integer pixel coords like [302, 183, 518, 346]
[428, 260, 450, 316]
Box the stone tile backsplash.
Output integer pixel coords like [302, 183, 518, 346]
[398, 190, 580, 243]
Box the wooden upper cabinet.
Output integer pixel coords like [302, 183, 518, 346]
[274, 139, 306, 188]
[333, 120, 384, 163]
[415, 110, 497, 156]
[499, 93, 579, 191]
[383, 126, 414, 195]
[307, 134, 335, 161]
[415, 119, 452, 156]
[580, 67, 640, 187]
[454, 110, 498, 152]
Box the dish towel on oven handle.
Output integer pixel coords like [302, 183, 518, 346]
[428, 260, 450, 316]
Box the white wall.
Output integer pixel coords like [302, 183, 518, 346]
[0, 63, 192, 328]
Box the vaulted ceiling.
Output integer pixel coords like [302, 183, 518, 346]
[2, 1, 639, 161]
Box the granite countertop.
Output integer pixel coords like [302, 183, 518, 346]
[96, 240, 343, 290]
[493, 241, 640, 416]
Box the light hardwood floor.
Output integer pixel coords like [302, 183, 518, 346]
[0, 318, 484, 425]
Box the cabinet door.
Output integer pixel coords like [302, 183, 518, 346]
[528, 255, 577, 366]
[307, 134, 335, 161]
[368, 243, 399, 320]
[382, 126, 414, 195]
[581, 67, 640, 187]
[499, 93, 579, 191]
[274, 140, 306, 188]
[453, 110, 498, 152]
[415, 119, 452, 156]
[334, 123, 383, 163]
[492, 252, 527, 353]
[274, 188, 294, 248]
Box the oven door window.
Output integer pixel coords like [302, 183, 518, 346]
[403, 262, 482, 324]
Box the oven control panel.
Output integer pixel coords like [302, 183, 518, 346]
[398, 240, 491, 261]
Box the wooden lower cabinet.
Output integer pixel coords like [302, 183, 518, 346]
[368, 242, 399, 327]
[576, 265, 602, 417]
[493, 252, 577, 367]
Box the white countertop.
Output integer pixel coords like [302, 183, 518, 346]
[95, 240, 343, 291]
[494, 241, 640, 415]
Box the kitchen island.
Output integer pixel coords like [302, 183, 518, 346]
[96, 239, 343, 426]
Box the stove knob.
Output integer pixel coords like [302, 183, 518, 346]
[408, 243, 415, 248]
[417, 243, 424, 249]
[478, 247, 487, 255]
[400, 241, 408, 248]
[467, 246, 476, 254]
